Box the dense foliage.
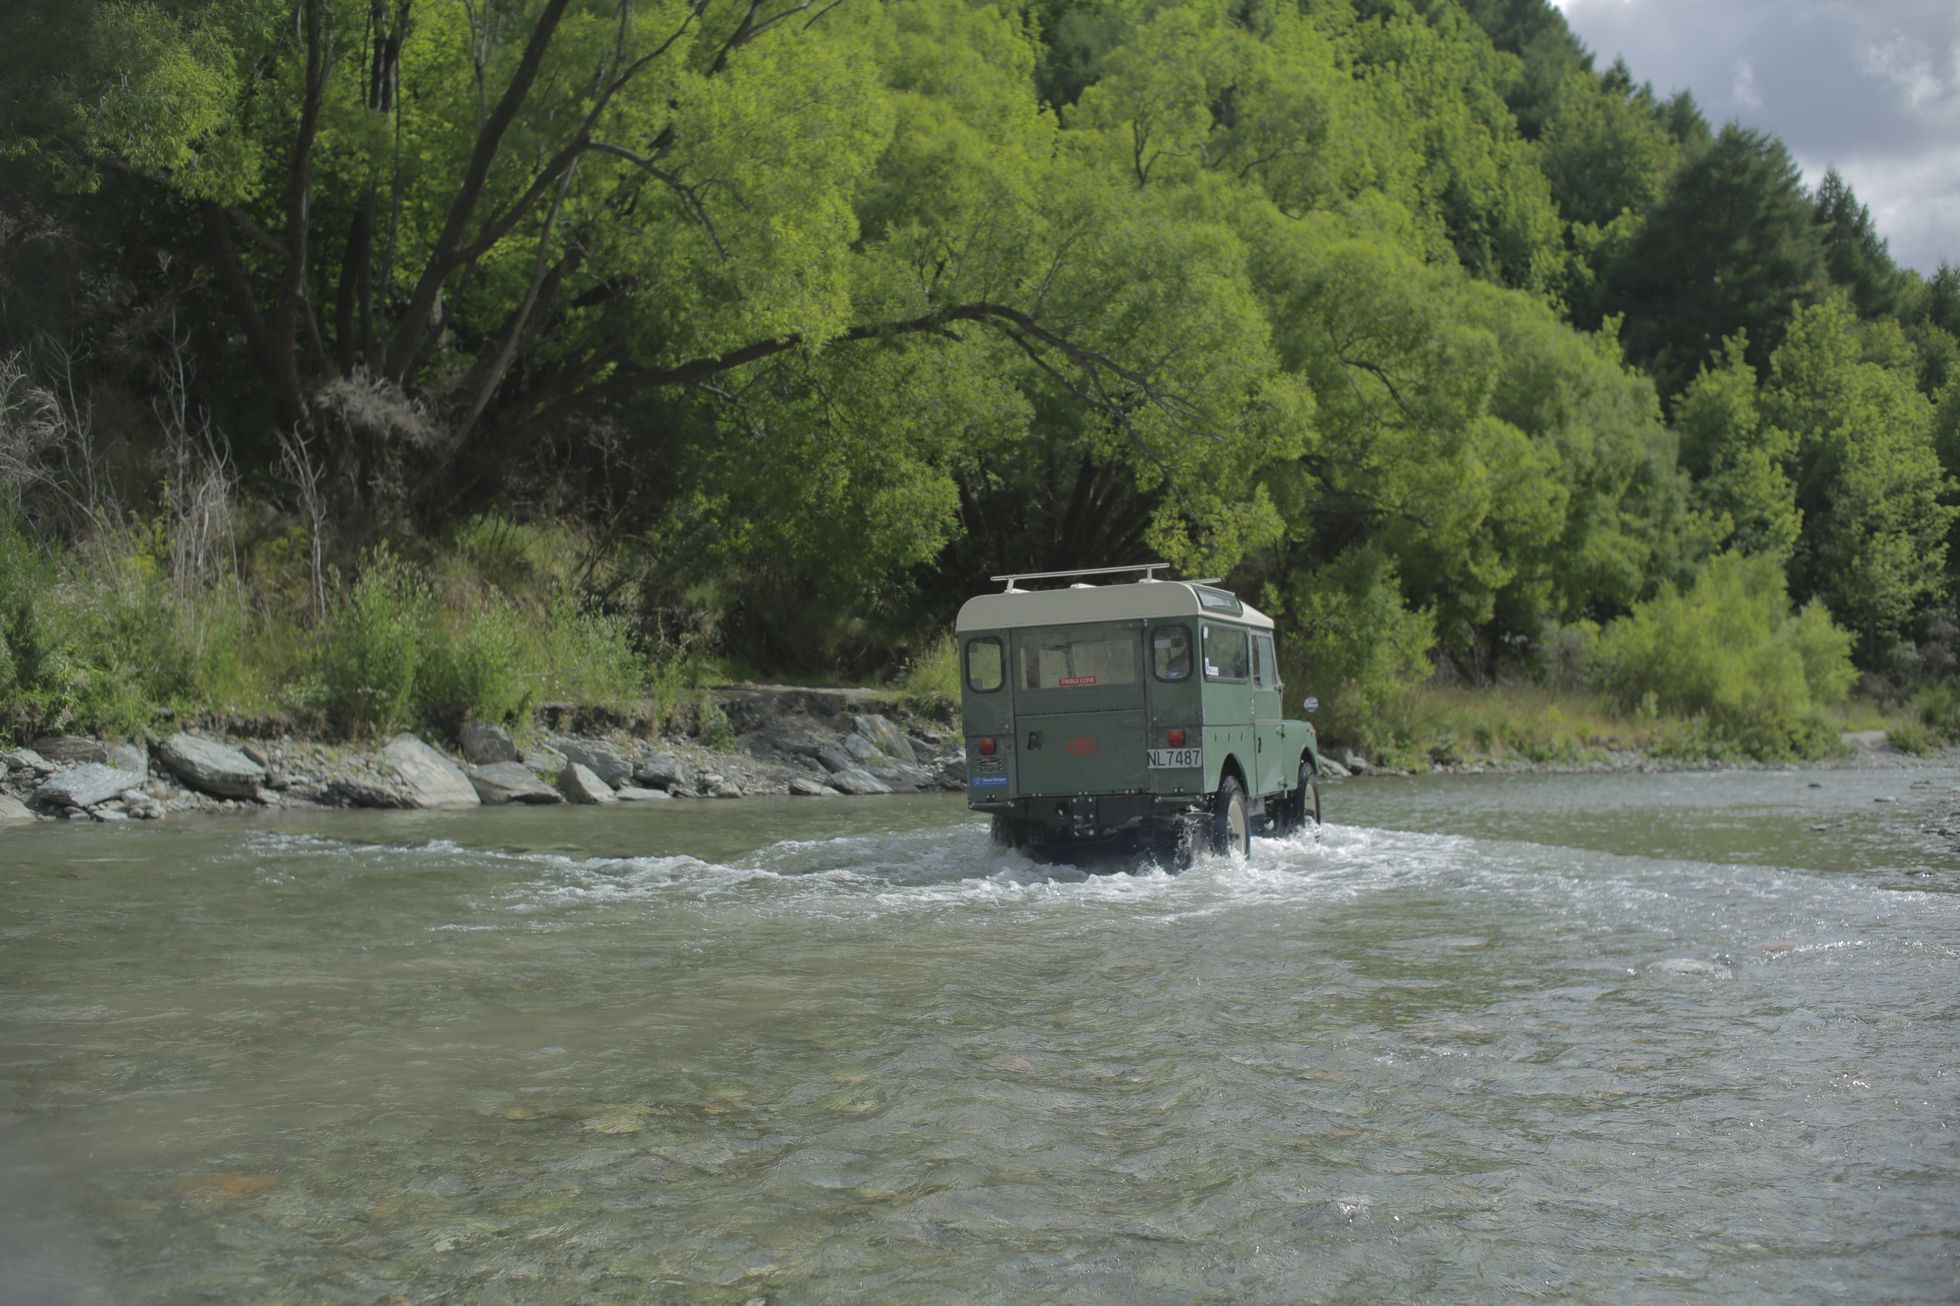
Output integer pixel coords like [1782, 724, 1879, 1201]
[1, 0, 1955, 755]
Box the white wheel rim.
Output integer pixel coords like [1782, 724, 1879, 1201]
[1229, 797, 1247, 852]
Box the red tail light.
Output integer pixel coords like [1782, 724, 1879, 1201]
[978, 736, 997, 756]
[1167, 727, 1186, 747]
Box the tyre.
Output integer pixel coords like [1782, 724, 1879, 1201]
[1300, 760, 1321, 828]
[1209, 775, 1250, 857]
[990, 813, 1023, 848]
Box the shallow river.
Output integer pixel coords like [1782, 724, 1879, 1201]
[3, 765, 1958, 1303]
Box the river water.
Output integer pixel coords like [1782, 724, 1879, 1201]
[3, 765, 1957, 1303]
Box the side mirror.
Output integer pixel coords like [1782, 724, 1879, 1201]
[1301, 696, 1318, 715]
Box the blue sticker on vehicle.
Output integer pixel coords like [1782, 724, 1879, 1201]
[970, 774, 1009, 788]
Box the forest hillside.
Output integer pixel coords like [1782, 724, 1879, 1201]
[1, 0, 1955, 759]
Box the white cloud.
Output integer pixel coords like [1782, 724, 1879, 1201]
[1730, 57, 1763, 111]
[1550, 0, 1960, 272]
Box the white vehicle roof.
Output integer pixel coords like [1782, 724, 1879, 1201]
[956, 579, 1275, 633]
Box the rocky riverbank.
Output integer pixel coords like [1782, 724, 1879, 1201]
[0, 687, 967, 825]
[1, 687, 1951, 829]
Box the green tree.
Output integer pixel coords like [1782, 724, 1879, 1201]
[1606, 124, 1826, 398]
[1673, 334, 1801, 559]
[1765, 301, 1956, 657]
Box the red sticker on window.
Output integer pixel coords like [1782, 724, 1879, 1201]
[1057, 675, 1098, 687]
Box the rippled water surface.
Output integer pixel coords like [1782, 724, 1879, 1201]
[4, 765, 1958, 1302]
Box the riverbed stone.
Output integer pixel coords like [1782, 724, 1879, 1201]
[632, 752, 687, 790]
[460, 722, 519, 765]
[121, 789, 164, 820]
[0, 795, 34, 823]
[556, 762, 617, 804]
[555, 739, 631, 789]
[842, 732, 881, 764]
[853, 714, 917, 763]
[1318, 756, 1352, 780]
[788, 777, 839, 797]
[106, 742, 148, 778]
[468, 762, 564, 805]
[159, 733, 267, 799]
[615, 785, 674, 802]
[382, 734, 480, 809]
[815, 745, 859, 776]
[521, 746, 564, 775]
[32, 735, 107, 765]
[825, 766, 893, 796]
[3, 748, 54, 777]
[30, 763, 148, 811]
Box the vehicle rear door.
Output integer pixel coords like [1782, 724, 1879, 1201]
[1009, 622, 1148, 796]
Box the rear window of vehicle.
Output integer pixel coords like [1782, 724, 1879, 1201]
[1019, 628, 1137, 689]
[1203, 623, 1250, 681]
[1152, 625, 1192, 681]
[965, 637, 1003, 693]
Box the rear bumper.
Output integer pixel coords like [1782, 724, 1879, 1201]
[971, 792, 1208, 840]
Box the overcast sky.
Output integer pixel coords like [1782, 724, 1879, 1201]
[1551, 0, 1958, 274]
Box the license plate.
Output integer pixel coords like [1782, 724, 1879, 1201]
[1147, 747, 1201, 769]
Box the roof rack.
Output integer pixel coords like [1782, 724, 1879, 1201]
[990, 563, 1173, 591]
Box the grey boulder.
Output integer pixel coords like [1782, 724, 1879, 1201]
[853, 714, 917, 763]
[460, 721, 519, 765]
[632, 752, 687, 790]
[106, 742, 148, 778]
[825, 766, 893, 796]
[556, 762, 617, 805]
[31, 763, 148, 811]
[33, 735, 107, 765]
[159, 733, 266, 799]
[381, 734, 480, 809]
[468, 762, 565, 805]
[788, 777, 839, 797]
[3, 748, 54, 777]
[615, 785, 675, 802]
[0, 794, 35, 823]
[555, 739, 631, 788]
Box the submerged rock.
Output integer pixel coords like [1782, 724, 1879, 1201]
[381, 734, 480, 809]
[30, 763, 148, 811]
[556, 762, 617, 804]
[468, 762, 565, 805]
[159, 732, 266, 799]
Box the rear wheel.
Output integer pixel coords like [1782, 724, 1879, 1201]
[990, 813, 1023, 848]
[1209, 776, 1250, 857]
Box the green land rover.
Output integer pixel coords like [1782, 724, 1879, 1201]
[957, 565, 1320, 862]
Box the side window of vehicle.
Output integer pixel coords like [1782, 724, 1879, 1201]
[965, 637, 1003, 693]
[1254, 634, 1279, 688]
[1151, 625, 1192, 681]
[1202, 624, 1250, 681]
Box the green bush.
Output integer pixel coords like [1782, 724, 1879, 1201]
[1886, 721, 1938, 755]
[1275, 547, 1436, 751]
[417, 596, 529, 731]
[1913, 682, 1960, 743]
[525, 593, 644, 705]
[897, 634, 960, 717]
[0, 516, 79, 736]
[321, 546, 432, 736]
[1588, 552, 1856, 759]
